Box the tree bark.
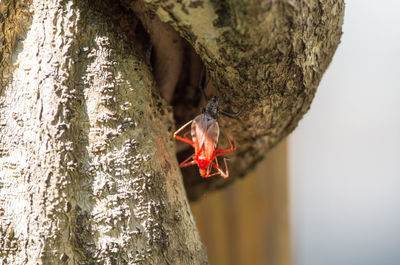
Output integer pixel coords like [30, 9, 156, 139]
[0, 0, 207, 264]
[125, 0, 344, 199]
[0, 0, 344, 264]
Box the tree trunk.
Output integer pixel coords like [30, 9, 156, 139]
[0, 0, 344, 264]
[0, 0, 207, 264]
[125, 0, 344, 199]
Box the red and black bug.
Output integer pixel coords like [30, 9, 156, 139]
[173, 71, 238, 178]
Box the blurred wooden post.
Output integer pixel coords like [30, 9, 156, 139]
[190, 140, 290, 265]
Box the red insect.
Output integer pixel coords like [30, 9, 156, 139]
[174, 96, 236, 178]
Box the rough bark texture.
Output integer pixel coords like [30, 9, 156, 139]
[0, 0, 207, 264]
[124, 0, 344, 200]
[0, 0, 344, 264]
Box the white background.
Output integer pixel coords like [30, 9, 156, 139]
[289, 1, 400, 265]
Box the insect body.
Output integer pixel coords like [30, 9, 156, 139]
[174, 96, 236, 178]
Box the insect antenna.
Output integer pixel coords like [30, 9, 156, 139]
[211, 75, 241, 120]
[198, 67, 208, 101]
[220, 109, 242, 120]
[199, 68, 242, 121]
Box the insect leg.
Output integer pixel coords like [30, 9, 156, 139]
[179, 154, 197, 168]
[215, 135, 236, 156]
[201, 161, 218, 178]
[183, 130, 192, 142]
[211, 158, 229, 179]
[174, 120, 194, 146]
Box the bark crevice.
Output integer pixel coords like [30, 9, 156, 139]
[125, 0, 344, 200]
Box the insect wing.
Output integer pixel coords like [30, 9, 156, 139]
[191, 114, 219, 158]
